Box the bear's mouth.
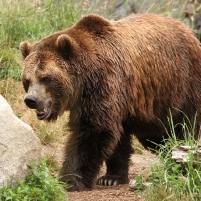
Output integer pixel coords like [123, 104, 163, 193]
[35, 101, 51, 120]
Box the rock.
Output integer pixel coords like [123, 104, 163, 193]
[0, 95, 41, 188]
[129, 179, 152, 190]
[105, 0, 136, 20]
[134, 0, 187, 18]
[172, 145, 201, 166]
[184, 0, 201, 40]
[77, 0, 136, 20]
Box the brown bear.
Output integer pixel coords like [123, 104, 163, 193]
[20, 14, 201, 191]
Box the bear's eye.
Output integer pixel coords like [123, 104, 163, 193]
[40, 77, 51, 84]
[23, 79, 30, 92]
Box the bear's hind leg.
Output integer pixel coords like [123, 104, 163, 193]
[96, 134, 133, 186]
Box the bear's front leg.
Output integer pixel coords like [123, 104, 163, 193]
[60, 128, 119, 191]
[96, 133, 133, 186]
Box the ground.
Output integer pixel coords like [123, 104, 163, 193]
[68, 185, 143, 201]
[42, 143, 158, 201]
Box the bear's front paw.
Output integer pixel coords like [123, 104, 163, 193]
[96, 175, 128, 186]
[60, 175, 88, 192]
[66, 180, 87, 192]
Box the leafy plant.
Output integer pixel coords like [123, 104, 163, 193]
[0, 159, 67, 201]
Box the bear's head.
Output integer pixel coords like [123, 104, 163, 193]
[20, 15, 113, 121]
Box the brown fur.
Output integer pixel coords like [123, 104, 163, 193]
[20, 14, 201, 191]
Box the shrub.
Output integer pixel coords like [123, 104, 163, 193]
[0, 159, 67, 201]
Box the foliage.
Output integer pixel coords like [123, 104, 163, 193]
[0, 159, 67, 201]
[142, 112, 201, 201]
[0, 0, 81, 80]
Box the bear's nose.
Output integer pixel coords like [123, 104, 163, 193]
[24, 95, 37, 109]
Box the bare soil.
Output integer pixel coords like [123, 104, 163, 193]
[67, 185, 144, 201]
[42, 144, 158, 201]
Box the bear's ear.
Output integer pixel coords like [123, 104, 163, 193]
[56, 34, 74, 52]
[75, 15, 114, 35]
[20, 41, 31, 58]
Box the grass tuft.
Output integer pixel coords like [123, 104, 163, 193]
[144, 112, 201, 201]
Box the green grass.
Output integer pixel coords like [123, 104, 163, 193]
[133, 112, 201, 201]
[0, 0, 81, 80]
[0, 159, 67, 201]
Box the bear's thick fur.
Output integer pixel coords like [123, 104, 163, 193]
[20, 14, 201, 191]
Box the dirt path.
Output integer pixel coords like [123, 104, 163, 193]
[67, 185, 143, 201]
[42, 145, 158, 201]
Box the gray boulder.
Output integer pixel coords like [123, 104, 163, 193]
[0, 95, 41, 188]
[77, 0, 136, 20]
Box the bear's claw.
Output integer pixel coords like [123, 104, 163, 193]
[96, 175, 126, 186]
